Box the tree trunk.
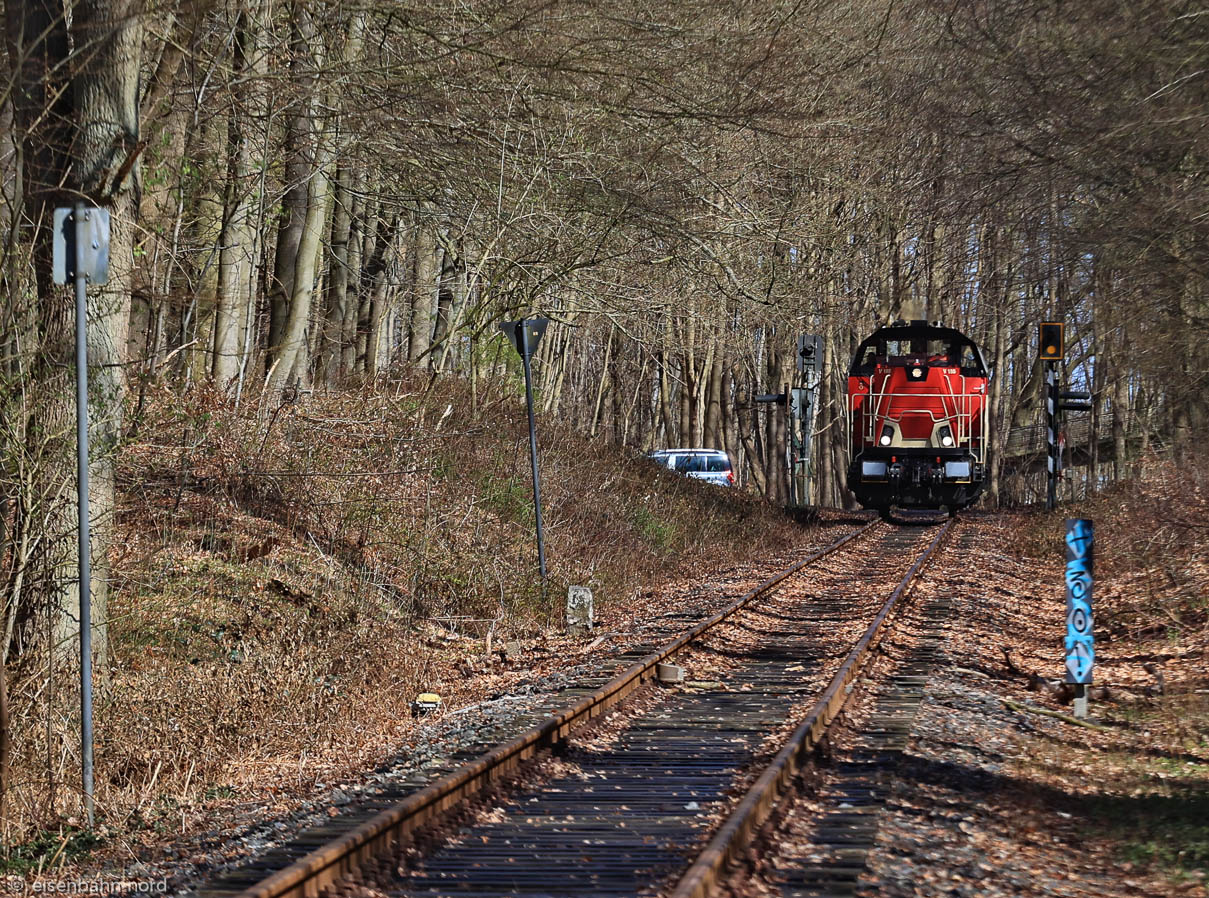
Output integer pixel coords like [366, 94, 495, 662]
[678, 355, 692, 446]
[213, 0, 263, 388]
[431, 242, 454, 363]
[267, 8, 364, 393]
[738, 377, 767, 494]
[704, 349, 724, 449]
[363, 213, 400, 377]
[590, 324, 615, 438]
[266, 3, 318, 366]
[722, 364, 739, 464]
[68, 0, 144, 668]
[816, 332, 834, 507]
[318, 161, 358, 385]
[267, 145, 333, 392]
[437, 247, 467, 374]
[408, 215, 440, 366]
[339, 168, 366, 376]
[764, 345, 781, 502]
[657, 314, 675, 443]
[188, 110, 224, 380]
[6, 0, 143, 681]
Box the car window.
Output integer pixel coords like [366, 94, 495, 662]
[673, 455, 701, 472]
[668, 453, 730, 473]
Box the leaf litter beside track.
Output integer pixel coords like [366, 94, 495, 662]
[851, 504, 1209, 898]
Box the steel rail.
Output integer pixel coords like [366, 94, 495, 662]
[668, 517, 955, 898]
[233, 520, 878, 898]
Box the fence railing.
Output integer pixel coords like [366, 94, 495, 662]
[1003, 410, 1118, 458]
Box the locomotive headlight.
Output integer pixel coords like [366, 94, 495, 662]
[941, 434, 954, 447]
[880, 433, 892, 446]
[937, 424, 954, 447]
[912, 367, 922, 378]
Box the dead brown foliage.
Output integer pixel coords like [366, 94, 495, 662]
[1008, 457, 1209, 647]
[4, 375, 798, 851]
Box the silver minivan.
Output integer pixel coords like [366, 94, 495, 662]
[649, 448, 736, 486]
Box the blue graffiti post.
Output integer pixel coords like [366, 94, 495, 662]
[1064, 519, 1094, 718]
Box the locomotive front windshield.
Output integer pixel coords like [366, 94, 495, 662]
[850, 328, 986, 377]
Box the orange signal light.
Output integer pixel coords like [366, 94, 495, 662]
[1039, 322, 1064, 361]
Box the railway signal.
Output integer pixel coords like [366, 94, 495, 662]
[753, 389, 788, 405]
[1039, 322, 1064, 361]
[1045, 365, 1059, 510]
[1058, 390, 1092, 413]
[796, 334, 822, 374]
[1040, 320, 1091, 510]
[499, 317, 550, 578]
[791, 334, 823, 509]
[743, 334, 822, 510]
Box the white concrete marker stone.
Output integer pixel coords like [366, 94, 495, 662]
[567, 585, 594, 634]
[656, 662, 685, 684]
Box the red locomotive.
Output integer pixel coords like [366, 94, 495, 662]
[846, 321, 989, 517]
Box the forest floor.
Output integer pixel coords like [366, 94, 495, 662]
[1, 377, 805, 881]
[853, 477, 1209, 898]
[2, 379, 1205, 897]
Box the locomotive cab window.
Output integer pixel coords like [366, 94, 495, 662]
[852, 343, 883, 374]
[925, 339, 954, 363]
[956, 341, 986, 376]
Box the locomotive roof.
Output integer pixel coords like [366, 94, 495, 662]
[860, 321, 977, 345]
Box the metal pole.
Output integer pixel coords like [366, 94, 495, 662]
[520, 326, 547, 578]
[74, 203, 95, 827]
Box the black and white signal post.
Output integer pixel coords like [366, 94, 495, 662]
[752, 334, 823, 509]
[789, 334, 823, 509]
[1039, 322, 1091, 510]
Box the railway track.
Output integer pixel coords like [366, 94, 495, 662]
[207, 517, 954, 898]
[736, 591, 955, 897]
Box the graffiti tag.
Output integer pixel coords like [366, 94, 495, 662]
[1064, 519, 1094, 684]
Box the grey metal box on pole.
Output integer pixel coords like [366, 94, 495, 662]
[53, 204, 110, 828]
